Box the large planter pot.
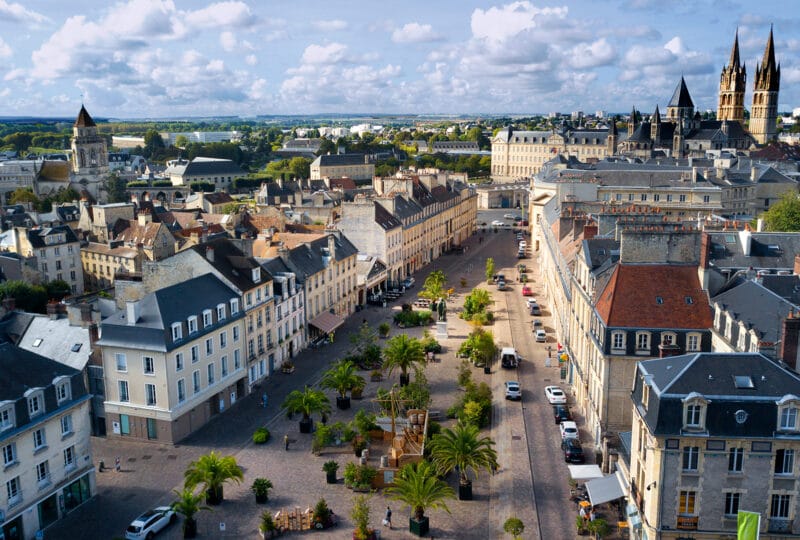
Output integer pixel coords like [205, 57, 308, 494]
[409, 516, 430, 537]
[183, 518, 198, 539]
[399, 373, 410, 387]
[337, 396, 351, 410]
[206, 486, 223, 505]
[458, 481, 473, 501]
[326, 471, 337, 484]
[299, 417, 313, 434]
[255, 493, 268, 504]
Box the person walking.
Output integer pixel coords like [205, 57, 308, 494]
[284, 435, 290, 451]
[115, 457, 121, 472]
[262, 392, 268, 409]
[383, 506, 392, 529]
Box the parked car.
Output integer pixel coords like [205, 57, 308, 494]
[535, 329, 546, 342]
[562, 438, 585, 463]
[491, 220, 504, 227]
[125, 507, 176, 540]
[517, 251, 526, 259]
[532, 319, 543, 329]
[497, 280, 507, 291]
[529, 304, 541, 315]
[500, 347, 520, 368]
[560, 420, 579, 440]
[521, 286, 533, 296]
[526, 298, 538, 308]
[504, 213, 515, 219]
[518, 241, 527, 249]
[402, 277, 415, 289]
[553, 405, 572, 424]
[505, 381, 522, 400]
[545, 385, 567, 404]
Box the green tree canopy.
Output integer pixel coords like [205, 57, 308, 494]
[183, 451, 243, 505]
[8, 188, 39, 207]
[385, 460, 454, 521]
[383, 334, 426, 382]
[104, 173, 128, 203]
[760, 191, 800, 231]
[288, 157, 311, 179]
[419, 270, 447, 301]
[428, 421, 498, 486]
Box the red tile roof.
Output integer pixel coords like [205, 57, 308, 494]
[595, 264, 712, 329]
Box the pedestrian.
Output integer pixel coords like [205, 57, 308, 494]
[328, 332, 335, 344]
[579, 506, 587, 522]
[491, 462, 498, 475]
[262, 392, 268, 409]
[384, 506, 392, 529]
[115, 456, 121, 472]
[284, 434, 290, 451]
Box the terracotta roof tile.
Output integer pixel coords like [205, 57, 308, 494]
[595, 264, 712, 329]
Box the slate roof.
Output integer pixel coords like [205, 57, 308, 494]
[281, 233, 359, 283]
[203, 192, 234, 205]
[582, 238, 620, 270]
[668, 77, 694, 108]
[98, 273, 240, 352]
[595, 264, 712, 329]
[17, 315, 92, 371]
[74, 105, 96, 128]
[83, 241, 139, 259]
[189, 238, 271, 292]
[374, 201, 402, 230]
[312, 154, 369, 167]
[112, 219, 165, 248]
[706, 231, 800, 270]
[635, 353, 800, 437]
[759, 274, 800, 305]
[0, 341, 81, 402]
[25, 225, 79, 248]
[38, 161, 70, 182]
[712, 278, 796, 343]
[260, 257, 295, 296]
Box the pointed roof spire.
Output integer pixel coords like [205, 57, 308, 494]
[653, 104, 661, 123]
[74, 105, 96, 128]
[729, 28, 741, 68]
[668, 76, 694, 108]
[609, 116, 618, 135]
[762, 24, 776, 72]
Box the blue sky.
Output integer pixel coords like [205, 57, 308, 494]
[0, 0, 797, 118]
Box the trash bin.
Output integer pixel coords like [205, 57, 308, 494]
[483, 366, 491, 374]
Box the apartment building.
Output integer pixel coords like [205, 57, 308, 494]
[310, 154, 374, 181]
[0, 342, 95, 540]
[260, 258, 306, 367]
[337, 199, 403, 286]
[12, 225, 83, 294]
[80, 241, 141, 290]
[98, 273, 246, 443]
[631, 353, 800, 538]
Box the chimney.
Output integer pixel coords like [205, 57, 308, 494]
[126, 300, 141, 326]
[751, 166, 758, 181]
[739, 229, 752, 257]
[46, 302, 59, 320]
[79, 303, 93, 327]
[583, 222, 598, 240]
[278, 245, 289, 263]
[327, 233, 336, 261]
[206, 246, 215, 262]
[699, 232, 711, 269]
[779, 313, 800, 372]
[138, 210, 152, 226]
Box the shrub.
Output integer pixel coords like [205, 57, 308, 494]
[393, 309, 432, 327]
[457, 360, 473, 388]
[420, 330, 442, 353]
[312, 424, 335, 452]
[126, 181, 148, 187]
[152, 180, 172, 187]
[378, 322, 390, 337]
[427, 421, 442, 436]
[252, 427, 270, 444]
[343, 463, 376, 489]
[354, 410, 379, 437]
[322, 461, 339, 474]
[449, 381, 493, 428]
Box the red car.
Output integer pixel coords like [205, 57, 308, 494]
[521, 286, 532, 296]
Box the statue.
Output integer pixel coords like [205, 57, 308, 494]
[437, 298, 447, 322]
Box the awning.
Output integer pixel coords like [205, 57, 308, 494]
[308, 311, 345, 334]
[586, 473, 626, 506]
[568, 464, 603, 482]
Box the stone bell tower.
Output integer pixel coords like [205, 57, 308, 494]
[717, 29, 746, 124]
[70, 105, 108, 176]
[750, 26, 780, 144]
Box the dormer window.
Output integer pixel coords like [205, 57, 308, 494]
[777, 395, 800, 432]
[188, 316, 198, 334]
[230, 298, 239, 315]
[54, 377, 71, 404]
[0, 403, 15, 432]
[682, 392, 708, 431]
[171, 323, 182, 342]
[216, 304, 226, 321]
[252, 267, 261, 283]
[202, 310, 213, 328]
[26, 389, 45, 418]
[611, 331, 625, 353]
[661, 332, 676, 346]
[636, 331, 651, 353]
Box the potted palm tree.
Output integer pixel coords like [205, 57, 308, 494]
[383, 334, 426, 386]
[259, 511, 279, 539]
[323, 460, 339, 484]
[350, 494, 376, 540]
[251, 477, 273, 504]
[281, 386, 332, 433]
[351, 378, 366, 400]
[171, 487, 210, 539]
[385, 460, 454, 537]
[428, 421, 498, 500]
[320, 360, 364, 410]
[378, 322, 390, 338]
[183, 451, 243, 505]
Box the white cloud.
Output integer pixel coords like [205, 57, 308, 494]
[470, 1, 568, 42]
[245, 54, 258, 66]
[311, 19, 348, 31]
[391, 22, 442, 44]
[0, 0, 49, 25]
[0, 37, 11, 58]
[184, 1, 254, 29]
[568, 38, 617, 69]
[220, 31, 237, 52]
[300, 43, 348, 64]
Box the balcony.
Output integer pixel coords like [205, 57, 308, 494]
[768, 518, 792, 534]
[676, 516, 698, 530]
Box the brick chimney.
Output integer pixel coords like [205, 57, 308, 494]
[583, 222, 598, 240]
[780, 311, 800, 371]
[137, 210, 152, 226]
[699, 232, 711, 269]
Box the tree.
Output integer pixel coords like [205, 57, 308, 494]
[349, 321, 378, 357]
[281, 386, 331, 432]
[143, 129, 165, 159]
[760, 191, 800, 231]
[0, 280, 48, 313]
[383, 334, 426, 386]
[320, 360, 364, 406]
[428, 422, 498, 495]
[183, 451, 243, 505]
[503, 517, 525, 539]
[174, 134, 189, 148]
[8, 188, 40, 208]
[288, 157, 311, 179]
[385, 460, 454, 523]
[419, 270, 447, 301]
[317, 138, 337, 156]
[485, 258, 495, 283]
[45, 280, 71, 301]
[104, 173, 128, 203]
[172, 487, 210, 538]
[350, 494, 373, 540]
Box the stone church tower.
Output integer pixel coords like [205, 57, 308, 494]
[717, 30, 746, 124]
[750, 27, 780, 144]
[70, 105, 108, 176]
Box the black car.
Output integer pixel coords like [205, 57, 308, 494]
[562, 438, 585, 463]
[553, 405, 572, 424]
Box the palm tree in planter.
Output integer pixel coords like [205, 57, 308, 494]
[171, 487, 210, 539]
[385, 460, 454, 537]
[322, 460, 339, 484]
[281, 386, 331, 433]
[251, 478, 273, 504]
[320, 360, 364, 410]
[183, 451, 244, 505]
[428, 421, 498, 501]
[383, 334, 426, 386]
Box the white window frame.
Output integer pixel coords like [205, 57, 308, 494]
[221, 355, 228, 377]
[728, 447, 744, 473]
[611, 331, 625, 351]
[142, 355, 155, 375]
[202, 309, 213, 328]
[636, 331, 650, 352]
[205, 338, 213, 356]
[61, 414, 73, 436]
[0, 405, 14, 432]
[115, 353, 127, 372]
[175, 352, 184, 372]
[32, 428, 46, 450]
[219, 331, 227, 349]
[177, 379, 186, 403]
[63, 445, 76, 470]
[687, 333, 700, 352]
[187, 316, 198, 334]
[216, 304, 226, 321]
[2, 442, 16, 467]
[118, 380, 129, 403]
[26, 390, 44, 418]
[191, 345, 199, 363]
[682, 446, 700, 471]
[724, 492, 740, 516]
[55, 379, 71, 404]
[778, 398, 800, 432]
[234, 349, 241, 370]
[661, 332, 676, 346]
[776, 448, 795, 475]
[6, 476, 20, 505]
[233, 326, 240, 342]
[145, 384, 157, 406]
[230, 298, 239, 314]
[36, 460, 49, 485]
[192, 370, 201, 394]
[171, 323, 182, 341]
[207, 363, 215, 385]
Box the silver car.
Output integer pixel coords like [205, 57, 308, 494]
[505, 381, 522, 400]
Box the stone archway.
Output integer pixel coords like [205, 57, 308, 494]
[155, 192, 167, 203]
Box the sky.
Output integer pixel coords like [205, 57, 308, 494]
[0, 0, 797, 119]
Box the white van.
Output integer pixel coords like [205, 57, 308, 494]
[501, 347, 519, 368]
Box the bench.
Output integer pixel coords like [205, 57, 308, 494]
[428, 410, 442, 421]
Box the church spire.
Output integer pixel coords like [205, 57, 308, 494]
[729, 28, 740, 68]
[751, 25, 780, 144]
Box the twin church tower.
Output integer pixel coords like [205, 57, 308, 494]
[718, 27, 780, 144]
